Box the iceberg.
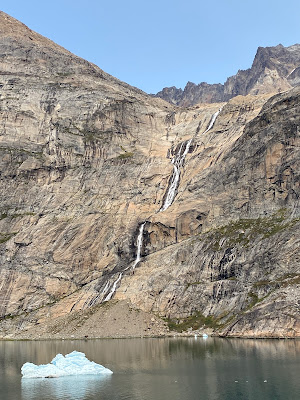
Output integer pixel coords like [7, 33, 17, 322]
[21, 351, 113, 379]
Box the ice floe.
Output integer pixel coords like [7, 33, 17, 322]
[21, 351, 113, 379]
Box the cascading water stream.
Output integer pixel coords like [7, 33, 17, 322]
[132, 222, 146, 271]
[159, 139, 192, 212]
[203, 107, 222, 134]
[159, 107, 223, 212]
[102, 108, 223, 302]
[103, 222, 146, 302]
[101, 281, 110, 297]
[104, 273, 123, 302]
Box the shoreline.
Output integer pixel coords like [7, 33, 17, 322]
[1, 333, 300, 341]
[1, 299, 299, 341]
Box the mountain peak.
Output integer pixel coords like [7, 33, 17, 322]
[154, 43, 300, 106]
[0, 10, 80, 59]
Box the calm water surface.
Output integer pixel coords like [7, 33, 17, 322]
[0, 337, 299, 400]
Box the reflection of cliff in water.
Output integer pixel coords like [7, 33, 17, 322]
[167, 337, 300, 360]
[0, 338, 299, 400]
[1, 337, 300, 377]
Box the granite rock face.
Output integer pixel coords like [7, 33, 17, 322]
[154, 44, 300, 106]
[0, 12, 299, 338]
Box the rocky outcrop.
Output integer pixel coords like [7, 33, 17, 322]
[155, 82, 225, 107]
[0, 12, 299, 338]
[154, 44, 300, 106]
[117, 89, 300, 338]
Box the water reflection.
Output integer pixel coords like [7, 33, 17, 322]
[21, 375, 111, 400]
[0, 338, 299, 400]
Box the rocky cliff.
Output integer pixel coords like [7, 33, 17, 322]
[154, 44, 300, 106]
[0, 12, 299, 339]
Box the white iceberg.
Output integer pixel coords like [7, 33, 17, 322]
[21, 351, 113, 379]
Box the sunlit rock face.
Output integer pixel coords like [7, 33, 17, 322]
[0, 11, 299, 338]
[154, 44, 300, 106]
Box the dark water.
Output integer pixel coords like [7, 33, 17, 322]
[0, 337, 299, 400]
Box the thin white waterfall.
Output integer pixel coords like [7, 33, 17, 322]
[101, 281, 110, 296]
[103, 222, 146, 302]
[132, 222, 146, 271]
[160, 107, 222, 212]
[203, 107, 222, 134]
[103, 272, 123, 302]
[102, 107, 223, 302]
[160, 138, 193, 212]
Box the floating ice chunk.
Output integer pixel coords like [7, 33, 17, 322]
[21, 351, 113, 379]
[202, 333, 208, 338]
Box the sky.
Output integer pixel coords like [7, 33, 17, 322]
[1, 0, 300, 93]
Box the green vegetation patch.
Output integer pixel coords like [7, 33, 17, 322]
[278, 273, 300, 287]
[252, 273, 300, 290]
[202, 209, 299, 251]
[0, 211, 35, 220]
[247, 292, 260, 309]
[245, 289, 277, 312]
[61, 122, 112, 144]
[0, 212, 8, 220]
[164, 312, 219, 333]
[0, 146, 44, 161]
[118, 152, 134, 159]
[0, 232, 17, 244]
[185, 281, 202, 289]
[253, 280, 272, 288]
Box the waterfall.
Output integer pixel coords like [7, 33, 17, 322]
[160, 107, 222, 212]
[132, 222, 146, 271]
[103, 272, 123, 302]
[102, 108, 223, 302]
[203, 107, 222, 134]
[101, 281, 110, 296]
[159, 138, 193, 212]
[103, 222, 146, 302]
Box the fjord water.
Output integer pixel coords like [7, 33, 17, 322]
[0, 338, 299, 400]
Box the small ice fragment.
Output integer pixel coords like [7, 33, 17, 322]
[21, 351, 113, 379]
[264, 380, 267, 383]
[235, 380, 238, 383]
[202, 333, 208, 338]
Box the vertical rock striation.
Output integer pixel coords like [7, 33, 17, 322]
[0, 12, 299, 338]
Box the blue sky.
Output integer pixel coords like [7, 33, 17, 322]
[1, 0, 299, 93]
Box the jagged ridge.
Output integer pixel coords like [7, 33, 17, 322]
[153, 44, 300, 106]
